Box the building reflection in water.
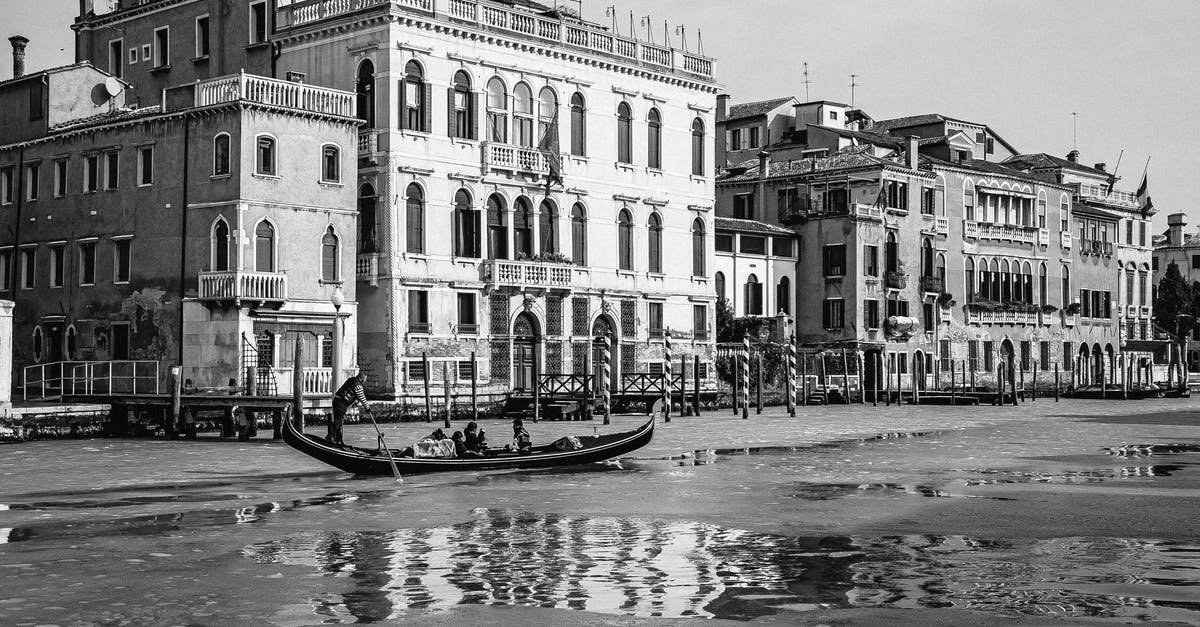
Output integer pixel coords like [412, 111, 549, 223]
[243, 509, 862, 621]
[242, 511, 1200, 622]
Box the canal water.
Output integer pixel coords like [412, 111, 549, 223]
[1, 399, 1199, 624]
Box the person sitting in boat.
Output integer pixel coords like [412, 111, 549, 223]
[428, 428, 447, 442]
[414, 429, 455, 458]
[512, 418, 532, 454]
[464, 422, 487, 453]
[451, 430, 484, 458]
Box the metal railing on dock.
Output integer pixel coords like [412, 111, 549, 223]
[23, 360, 160, 401]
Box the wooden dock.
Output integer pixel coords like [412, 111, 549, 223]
[64, 393, 330, 440]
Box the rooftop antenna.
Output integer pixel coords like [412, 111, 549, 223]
[696, 29, 704, 55]
[801, 62, 812, 102]
[849, 74, 859, 108]
[675, 24, 687, 52]
[629, 11, 635, 40]
[663, 20, 670, 49]
[1071, 112, 1077, 151]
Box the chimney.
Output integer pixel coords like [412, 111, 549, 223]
[757, 150, 771, 180]
[906, 135, 919, 170]
[716, 94, 729, 124]
[8, 35, 29, 79]
[1066, 149, 1079, 163]
[1168, 213, 1186, 247]
[1094, 162, 1106, 172]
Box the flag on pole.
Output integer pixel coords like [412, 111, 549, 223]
[1136, 168, 1153, 218]
[538, 110, 562, 193]
[873, 181, 887, 209]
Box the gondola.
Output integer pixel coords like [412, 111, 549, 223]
[282, 414, 655, 476]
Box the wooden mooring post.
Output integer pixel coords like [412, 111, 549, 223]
[423, 352, 432, 423]
[1055, 363, 1060, 402]
[785, 338, 795, 416]
[532, 353, 540, 423]
[841, 348, 850, 405]
[820, 352, 829, 405]
[443, 361, 452, 428]
[801, 354, 808, 407]
[692, 355, 701, 416]
[950, 360, 956, 405]
[679, 355, 687, 418]
[1032, 362, 1038, 401]
[168, 365, 182, 440]
[755, 352, 763, 415]
[292, 336, 304, 430]
[470, 351, 478, 422]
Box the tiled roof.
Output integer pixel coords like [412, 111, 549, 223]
[719, 146, 898, 183]
[715, 216, 795, 236]
[726, 96, 796, 122]
[814, 125, 902, 147]
[1005, 153, 1110, 178]
[867, 114, 946, 132]
[49, 106, 161, 134]
[923, 155, 1061, 186]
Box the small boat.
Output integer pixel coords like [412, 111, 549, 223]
[282, 415, 654, 476]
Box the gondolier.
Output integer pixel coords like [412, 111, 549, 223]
[329, 371, 369, 445]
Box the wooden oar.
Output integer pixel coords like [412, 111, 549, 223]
[364, 410, 402, 482]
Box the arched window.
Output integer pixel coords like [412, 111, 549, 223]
[691, 117, 705, 176]
[692, 218, 706, 277]
[571, 203, 587, 265]
[965, 257, 975, 301]
[513, 83, 534, 147]
[514, 197, 533, 257]
[1022, 261, 1033, 303]
[1037, 190, 1048, 229]
[359, 184, 378, 254]
[406, 183, 424, 254]
[935, 253, 946, 281]
[32, 326, 43, 363]
[356, 59, 375, 127]
[321, 144, 340, 183]
[450, 70, 474, 139]
[715, 271, 726, 302]
[538, 199, 557, 255]
[255, 135, 276, 176]
[647, 108, 662, 169]
[454, 189, 480, 258]
[1060, 194, 1071, 233]
[402, 60, 427, 132]
[1039, 263, 1047, 306]
[255, 221, 275, 272]
[487, 194, 508, 260]
[486, 77, 508, 143]
[979, 257, 990, 301]
[569, 92, 586, 156]
[212, 133, 230, 176]
[921, 238, 934, 277]
[66, 325, 77, 359]
[617, 209, 633, 270]
[963, 179, 976, 221]
[212, 218, 230, 271]
[538, 87, 557, 147]
[776, 276, 791, 314]
[885, 231, 898, 273]
[1000, 259, 1011, 303]
[647, 213, 662, 273]
[745, 274, 762, 315]
[321, 226, 339, 282]
[616, 102, 632, 164]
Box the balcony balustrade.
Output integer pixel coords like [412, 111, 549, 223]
[1060, 231, 1073, 249]
[919, 275, 944, 294]
[358, 129, 379, 154]
[1076, 183, 1138, 207]
[934, 216, 949, 235]
[1038, 229, 1049, 247]
[356, 253, 380, 285]
[198, 270, 288, 303]
[962, 219, 979, 239]
[965, 308, 1038, 326]
[976, 223, 1038, 245]
[484, 142, 550, 175]
[884, 271, 906, 290]
[276, 0, 715, 79]
[194, 72, 355, 117]
[484, 259, 578, 289]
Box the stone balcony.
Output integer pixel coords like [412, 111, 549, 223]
[484, 142, 550, 176]
[884, 271, 906, 290]
[483, 259, 584, 289]
[198, 270, 288, 304]
[193, 72, 355, 118]
[919, 275, 944, 294]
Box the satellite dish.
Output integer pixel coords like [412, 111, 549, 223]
[103, 77, 123, 98]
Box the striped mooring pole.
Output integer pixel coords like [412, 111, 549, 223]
[602, 333, 612, 425]
[741, 336, 750, 419]
[663, 334, 673, 419]
[787, 335, 797, 417]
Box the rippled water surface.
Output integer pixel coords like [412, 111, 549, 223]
[1, 399, 1199, 624]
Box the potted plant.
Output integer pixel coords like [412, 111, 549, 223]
[1064, 302, 1081, 316]
[937, 292, 954, 306]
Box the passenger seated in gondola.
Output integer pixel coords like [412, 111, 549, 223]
[511, 418, 532, 454]
[451, 430, 484, 458]
[414, 428, 455, 458]
[464, 422, 481, 450]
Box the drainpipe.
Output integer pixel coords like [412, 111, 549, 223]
[177, 116, 190, 366]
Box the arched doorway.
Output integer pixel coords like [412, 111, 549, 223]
[913, 349, 927, 391]
[356, 59, 375, 127]
[1092, 343, 1104, 384]
[591, 315, 618, 393]
[863, 349, 882, 401]
[512, 312, 539, 393]
[999, 339, 1015, 391]
[1105, 344, 1116, 385]
[1078, 344, 1090, 385]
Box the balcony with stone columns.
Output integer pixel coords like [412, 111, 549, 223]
[198, 271, 288, 305]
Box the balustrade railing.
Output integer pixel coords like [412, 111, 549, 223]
[195, 72, 355, 117]
[976, 223, 1038, 244]
[1060, 231, 1073, 249]
[357, 129, 378, 153]
[934, 216, 949, 235]
[198, 270, 288, 302]
[484, 259, 577, 288]
[962, 220, 979, 239]
[484, 142, 549, 174]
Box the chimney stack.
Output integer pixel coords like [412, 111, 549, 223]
[1066, 149, 1080, 163]
[1168, 213, 1186, 247]
[9, 35, 29, 79]
[716, 94, 729, 124]
[906, 136, 919, 170]
[757, 150, 771, 180]
[1094, 163, 1106, 172]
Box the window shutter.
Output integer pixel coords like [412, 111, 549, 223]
[470, 91, 479, 140]
[423, 83, 433, 133]
[447, 86, 457, 137]
[398, 79, 407, 130]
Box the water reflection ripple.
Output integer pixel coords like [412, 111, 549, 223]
[242, 510, 1200, 622]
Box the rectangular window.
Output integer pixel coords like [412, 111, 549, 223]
[968, 340, 979, 371]
[648, 302, 664, 338]
[740, 236, 765, 255]
[748, 127, 759, 149]
[864, 299, 879, 329]
[1039, 341, 1050, 371]
[939, 339, 951, 371]
[256, 137, 275, 175]
[0, 167, 12, 204]
[113, 238, 131, 283]
[29, 81, 43, 122]
[153, 26, 170, 68]
[822, 298, 845, 330]
[408, 290, 429, 333]
[983, 341, 994, 371]
[457, 293, 477, 334]
[105, 151, 119, 189]
[1126, 220, 1133, 245]
[24, 162, 39, 201]
[129, 47, 138, 64]
[108, 38, 124, 77]
[249, 2, 268, 45]
[407, 360, 426, 381]
[771, 237, 794, 257]
[822, 244, 846, 277]
[688, 304, 705, 340]
[137, 146, 153, 186]
[1020, 340, 1031, 370]
[0, 249, 9, 292]
[84, 154, 99, 192]
[1063, 341, 1073, 371]
[1191, 255, 1200, 270]
[923, 302, 935, 332]
[195, 15, 210, 57]
[1081, 288, 1091, 318]
[79, 241, 96, 286]
[142, 44, 151, 62]
[321, 145, 339, 182]
[715, 234, 733, 252]
[20, 247, 35, 289]
[864, 244, 878, 276]
[920, 187, 935, 215]
[729, 129, 741, 150]
[776, 186, 801, 220]
[49, 245, 64, 288]
[457, 359, 475, 382]
[1140, 222, 1147, 247]
[885, 180, 908, 211]
[53, 158, 67, 197]
[733, 193, 754, 220]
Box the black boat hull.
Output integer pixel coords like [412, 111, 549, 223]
[282, 415, 654, 475]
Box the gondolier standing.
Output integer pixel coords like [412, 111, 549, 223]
[329, 371, 369, 445]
